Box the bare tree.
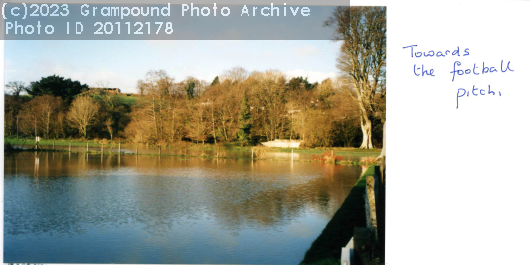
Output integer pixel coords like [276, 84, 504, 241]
[95, 80, 109, 89]
[20, 100, 40, 137]
[53, 112, 66, 138]
[105, 117, 114, 140]
[34, 95, 62, 138]
[6, 81, 25, 97]
[251, 70, 288, 141]
[221, 67, 248, 84]
[137, 80, 147, 96]
[67, 95, 99, 138]
[325, 7, 386, 149]
[185, 100, 209, 144]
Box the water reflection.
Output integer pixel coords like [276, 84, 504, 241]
[4, 152, 367, 264]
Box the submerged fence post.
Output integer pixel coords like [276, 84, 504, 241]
[86, 142, 89, 152]
[136, 144, 139, 155]
[53, 142, 55, 150]
[119, 142, 121, 154]
[159, 146, 161, 156]
[101, 143, 103, 153]
[292, 149, 294, 161]
[251, 148, 254, 160]
[69, 142, 71, 152]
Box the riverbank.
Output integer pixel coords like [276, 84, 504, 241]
[300, 166, 375, 265]
[3, 148, 378, 166]
[4, 137, 381, 159]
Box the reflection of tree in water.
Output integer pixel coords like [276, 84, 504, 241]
[191, 161, 363, 231]
[4, 153, 364, 237]
[359, 156, 377, 176]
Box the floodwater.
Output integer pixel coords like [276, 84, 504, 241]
[4, 151, 366, 264]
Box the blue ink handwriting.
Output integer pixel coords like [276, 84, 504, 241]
[403, 45, 470, 58]
[450, 60, 514, 82]
[403, 44, 513, 110]
[456, 85, 501, 109]
[414, 64, 435, 77]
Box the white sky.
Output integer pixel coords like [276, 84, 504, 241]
[5, 40, 342, 93]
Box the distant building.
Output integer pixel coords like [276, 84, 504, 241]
[89, 87, 121, 94]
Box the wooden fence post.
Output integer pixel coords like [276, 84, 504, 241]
[86, 142, 89, 152]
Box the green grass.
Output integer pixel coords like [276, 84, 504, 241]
[4, 137, 120, 147]
[185, 143, 381, 157]
[268, 147, 381, 155]
[300, 166, 375, 265]
[114, 94, 139, 106]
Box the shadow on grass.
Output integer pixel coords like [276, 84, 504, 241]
[300, 166, 375, 265]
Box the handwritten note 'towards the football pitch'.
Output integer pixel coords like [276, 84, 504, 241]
[402, 45, 515, 109]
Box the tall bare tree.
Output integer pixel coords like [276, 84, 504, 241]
[325, 6, 386, 149]
[251, 70, 288, 141]
[34, 95, 62, 138]
[67, 95, 99, 138]
[137, 80, 147, 96]
[185, 100, 209, 144]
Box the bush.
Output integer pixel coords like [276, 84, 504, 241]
[312, 151, 343, 163]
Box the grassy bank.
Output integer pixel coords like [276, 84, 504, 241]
[4, 137, 119, 147]
[4, 137, 380, 156]
[300, 166, 375, 265]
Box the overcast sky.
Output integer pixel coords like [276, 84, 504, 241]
[5, 40, 342, 94]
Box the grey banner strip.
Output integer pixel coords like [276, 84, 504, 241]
[2, 2, 354, 40]
[2, 0, 350, 6]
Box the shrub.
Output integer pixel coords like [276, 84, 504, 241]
[312, 151, 343, 163]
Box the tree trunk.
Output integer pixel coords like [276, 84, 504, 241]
[378, 121, 386, 159]
[222, 121, 228, 141]
[16, 115, 19, 139]
[46, 112, 50, 139]
[359, 115, 373, 149]
[172, 109, 175, 141]
[152, 100, 158, 139]
[211, 106, 217, 144]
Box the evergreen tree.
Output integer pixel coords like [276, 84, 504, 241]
[237, 93, 252, 145]
[186, 81, 196, 99]
[26, 75, 89, 104]
[211, 76, 219, 86]
[287, 76, 317, 91]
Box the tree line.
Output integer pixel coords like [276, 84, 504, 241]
[4, 67, 383, 148]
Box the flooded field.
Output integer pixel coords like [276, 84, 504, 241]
[4, 151, 367, 264]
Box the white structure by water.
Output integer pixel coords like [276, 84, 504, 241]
[261, 139, 302, 148]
